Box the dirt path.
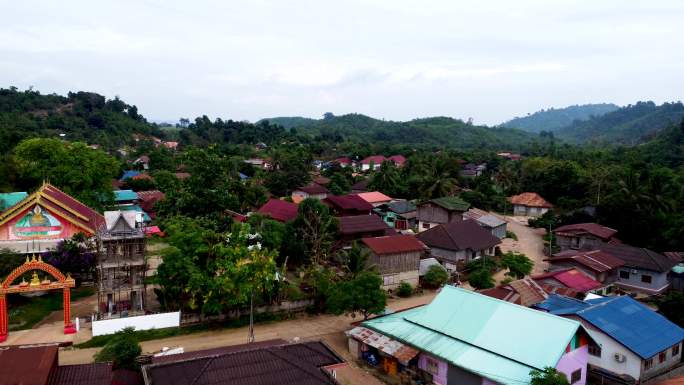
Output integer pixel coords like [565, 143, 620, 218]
[494, 216, 548, 283]
[59, 291, 437, 365]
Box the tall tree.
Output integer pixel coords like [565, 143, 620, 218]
[291, 199, 338, 265]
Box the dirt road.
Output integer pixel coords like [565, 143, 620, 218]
[58, 291, 437, 366]
[494, 216, 548, 283]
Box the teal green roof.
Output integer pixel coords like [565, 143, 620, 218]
[113, 190, 138, 202]
[0, 192, 28, 211]
[430, 196, 470, 211]
[362, 286, 580, 385]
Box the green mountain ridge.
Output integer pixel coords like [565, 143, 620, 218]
[261, 113, 538, 150]
[554, 101, 684, 145]
[502, 103, 619, 133]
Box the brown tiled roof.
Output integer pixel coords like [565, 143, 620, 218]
[479, 278, 547, 307]
[339, 215, 391, 235]
[137, 190, 165, 212]
[554, 223, 617, 241]
[257, 199, 299, 222]
[509, 192, 553, 208]
[548, 249, 625, 273]
[362, 235, 427, 255]
[152, 339, 287, 364]
[664, 252, 684, 263]
[296, 183, 329, 195]
[143, 341, 343, 385]
[350, 179, 369, 192]
[417, 219, 500, 252]
[48, 363, 113, 385]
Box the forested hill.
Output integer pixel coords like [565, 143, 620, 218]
[502, 103, 619, 133]
[0, 87, 163, 154]
[553, 101, 684, 145]
[261, 113, 538, 150]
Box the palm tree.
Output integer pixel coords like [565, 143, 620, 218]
[337, 242, 375, 279]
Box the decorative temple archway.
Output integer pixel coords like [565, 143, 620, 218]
[0, 255, 76, 342]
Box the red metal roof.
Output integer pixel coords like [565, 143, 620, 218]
[554, 223, 617, 240]
[548, 249, 624, 273]
[339, 215, 391, 235]
[48, 363, 114, 385]
[388, 155, 406, 166]
[323, 195, 373, 213]
[509, 192, 553, 208]
[532, 268, 602, 292]
[361, 235, 427, 255]
[360, 155, 386, 165]
[257, 199, 299, 222]
[0, 344, 58, 385]
[356, 191, 392, 204]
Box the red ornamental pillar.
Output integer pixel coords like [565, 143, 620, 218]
[0, 294, 7, 342]
[63, 288, 76, 335]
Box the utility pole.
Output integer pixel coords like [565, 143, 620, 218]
[248, 288, 254, 343]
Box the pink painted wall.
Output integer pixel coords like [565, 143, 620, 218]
[556, 345, 588, 385]
[482, 377, 501, 385]
[418, 353, 448, 385]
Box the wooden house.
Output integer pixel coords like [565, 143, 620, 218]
[416, 196, 470, 232]
[291, 183, 329, 201]
[257, 199, 299, 222]
[509, 192, 552, 217]
[338, 215, 393, 246]
[356, 191, 392, 207]
[553, 223, 619, 251]
[463, 208, 507, 239]
[546, 249, 625, 288]
[417, 219, 500, 272]
[361, 235, 427, 290]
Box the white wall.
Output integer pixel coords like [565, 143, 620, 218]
[92, 311, 180, 336]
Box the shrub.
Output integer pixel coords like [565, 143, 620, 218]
[505, 231, 518, 241]
[423, 265, 449, 288]
[94, 327, 142, 370]
[396, 282, 413, 297]
[468, 268, 495, 289]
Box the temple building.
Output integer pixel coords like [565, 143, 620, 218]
[97, 211, 147, 318]
[0, 183, 104, 253]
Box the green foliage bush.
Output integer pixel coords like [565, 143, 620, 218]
[94, 327, 142, 370]
[396, 282, 413, 297]
[423, 265, 449, 288]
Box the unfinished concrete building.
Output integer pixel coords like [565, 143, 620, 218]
[96, 211, 147, 318]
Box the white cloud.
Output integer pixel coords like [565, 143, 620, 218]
[0, 0, 682, 125]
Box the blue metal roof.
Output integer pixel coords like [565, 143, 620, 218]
[239, 172, 249, 180]
[120, 170, 141, 181]
[118, 204, 151, 222]
[537, 295, 684, 359]
[363, 287, 581, 385]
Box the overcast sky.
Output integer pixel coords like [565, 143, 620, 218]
[1, 1, 683, 125]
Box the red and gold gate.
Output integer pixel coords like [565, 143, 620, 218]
[0, 255, 76, 342]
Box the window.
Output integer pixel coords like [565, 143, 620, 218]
[619, 270, 630, 279]
[422, 223, 430, 229]
[659, 351, 667, 363]
[425, 357, 439, 375]
[570, 369, 581, 384]
[645, 358, 653, 370]
[383, 275, 395, 286]
[588, 344, 602, 357]
[641, 274, 652, 284]
[673, 345, 680, 356]
[571, 237, 581, 249]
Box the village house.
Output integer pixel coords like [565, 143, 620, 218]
[532, 268, 604, 295]
[257, 198, 299, 222]
[119, 169, 142, 181]
[243, 157, 270, 170]
[348, 287, 592, 385]
[333, 156, 352, 168]
[113, 189, 139, 206]
[509, 192, 553, 217]
[338, 215, 393, 246]
[361, 234, 427, 290]
[480, 277, 580, 307]
[374, 200, 417, 231]
[536, 294, 684, 383]
[0, 343, 115, 385]
[323, 194, 373, 216]
[356, 191, 392, 207]
[132, 154, 150, 170]
[359, 155, 406, 171]
[291, 183, 329, 202]
[554, 223, 619, 250]
[142, 339, 345, 385]
[416, 196, 470, 232]
[350, 179, 370, 194]
[459, 162, 486, 177]
[463, 208, 507, 239]
[417, 219, 500, 272]
[546, 249, 625, 288]
[0, 183, 105, 253]
[136, 190, 165, 220]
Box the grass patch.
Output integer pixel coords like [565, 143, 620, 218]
[7, 287, 95, 331]
[505, 231, 518, 241]
[75, 311, 296, 348]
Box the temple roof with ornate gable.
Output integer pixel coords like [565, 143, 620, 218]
[0, 183, 105, 252]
